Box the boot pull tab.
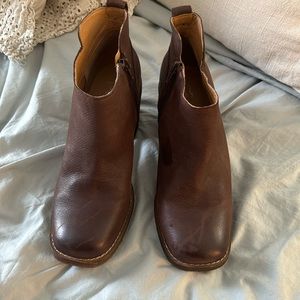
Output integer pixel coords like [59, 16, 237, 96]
[106, 0, 128, 10]
[172, 5, 192, 17]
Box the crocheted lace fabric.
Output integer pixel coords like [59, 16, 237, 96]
[0, 0, 139, 62]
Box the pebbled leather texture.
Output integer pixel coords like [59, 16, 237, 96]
[50, 1, 141, 266]
[155, 6, 232, 271]
[171, 5, 192, 17]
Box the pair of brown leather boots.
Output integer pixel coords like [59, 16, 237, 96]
[50, 1, 232, 271]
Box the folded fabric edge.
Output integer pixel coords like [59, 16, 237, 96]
[134, 0, 300, 99]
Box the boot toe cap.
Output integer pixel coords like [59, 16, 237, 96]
[156, 202, 232, 271]
[162, 238, 230, 270]
[51, 228, 112, 263]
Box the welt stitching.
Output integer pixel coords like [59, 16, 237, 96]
[158, 223, 230, 267]
[51, 195, 133, 263]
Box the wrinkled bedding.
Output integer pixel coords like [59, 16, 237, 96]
[0, 8, 300, 300]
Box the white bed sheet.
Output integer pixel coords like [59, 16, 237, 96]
[0, 14, 300, 300]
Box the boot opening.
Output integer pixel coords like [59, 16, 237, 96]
[173, 14, 216, 107]
[75, 8, 125, 96]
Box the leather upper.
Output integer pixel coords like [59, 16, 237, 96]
[155, 6, 232, 269]
[51, 1, 141, 261]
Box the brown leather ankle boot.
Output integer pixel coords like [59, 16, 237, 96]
[50, 0, 141, 266]
[155, 6, 232, 271]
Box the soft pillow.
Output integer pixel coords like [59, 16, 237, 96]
[157, 0, 300, 92]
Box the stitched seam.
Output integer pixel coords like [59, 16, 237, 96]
[164, 241, 230, 267]
[158, 224, 230, 267]
[50, 194, 134, 263]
